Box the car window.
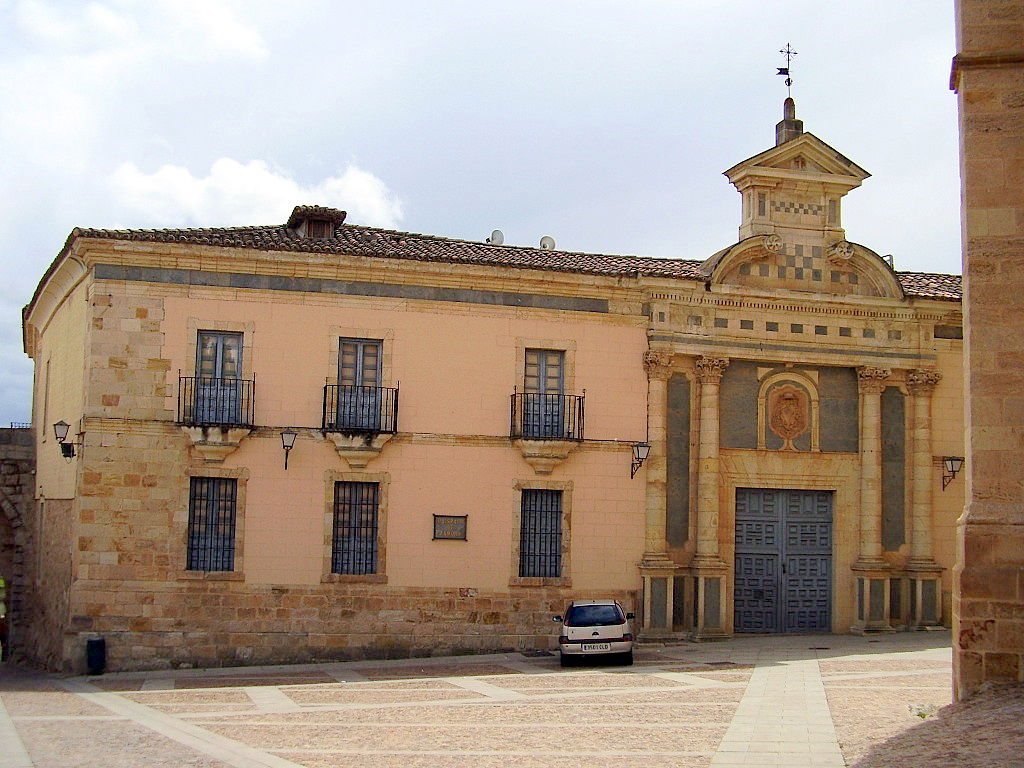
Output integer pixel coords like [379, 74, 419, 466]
[565, 604, 624, 626]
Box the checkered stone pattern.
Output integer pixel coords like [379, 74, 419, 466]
[772, 200, 824, 216]
[736, 244, 865, 292]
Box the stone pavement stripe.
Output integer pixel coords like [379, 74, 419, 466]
[710, 658, 845, 768]
[58, 678, 307, 768]
[647, 671, 742, 688]
[265, 749, 717, 756]
[446, 677, 527, 700]
[243, 687, 301, 712]
[12, 715, 128, 721]
[181, 699, 740, 720]
[819, 669, 950, 681]
[0, 695, 33, 768]
[190, 720, 732, 728]
[496, 660, 551, 675]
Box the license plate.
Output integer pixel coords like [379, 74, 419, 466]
[582, 643, 612, 652]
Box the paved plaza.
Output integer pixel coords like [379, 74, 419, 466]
[0, 633, 957, 768]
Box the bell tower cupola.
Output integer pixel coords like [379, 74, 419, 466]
[722, 100, 871, 242]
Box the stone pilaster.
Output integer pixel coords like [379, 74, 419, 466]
[691, 356, 729, 639]
[639, 350, 676, 633]
[852, 366, 893, 633]
[952, 0, 1024, 698]
[906, 369, 943, 628]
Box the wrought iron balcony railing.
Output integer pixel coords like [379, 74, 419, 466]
[177, 376, 256, 428]
[322, 384, 399, 434]
[510, 392, 585, 441]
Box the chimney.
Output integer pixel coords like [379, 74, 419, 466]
[775, 97, 804, 146]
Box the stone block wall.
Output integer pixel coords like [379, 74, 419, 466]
[0, 428, 36, 662]
[62, 581, 637, 672]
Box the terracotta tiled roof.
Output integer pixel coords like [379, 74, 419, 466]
[66, 222, 707, 279]
[893, 271, 962, 301]
[56, 219, 962, 300]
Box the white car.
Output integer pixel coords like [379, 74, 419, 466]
[553, 599, 634, 667]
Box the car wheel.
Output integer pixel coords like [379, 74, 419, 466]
[559, 653, 574, 668]
[619, 651, 634, 666]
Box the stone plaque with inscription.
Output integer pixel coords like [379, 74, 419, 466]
[433, 514, 468, 540]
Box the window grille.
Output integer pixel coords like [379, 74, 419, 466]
[333, 482, 379, 574]
[519, 489, 562, 577]
[187, 477, 237, 571]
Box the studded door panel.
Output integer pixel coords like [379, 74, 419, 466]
[735, 488, 832, 633]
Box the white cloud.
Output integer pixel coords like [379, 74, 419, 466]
[109, 158, 404, 229]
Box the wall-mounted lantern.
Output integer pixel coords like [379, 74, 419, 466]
[631, 442, 651, 479]
[281, 429, 297, 470]
[942, 456, 964, 490]
[52, 420, 80, 459]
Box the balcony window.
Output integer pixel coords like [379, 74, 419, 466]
[322, 338, 398, 433]
[177, 331, 255, 427]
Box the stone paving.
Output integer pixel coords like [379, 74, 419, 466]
[0, 633, 953, 768]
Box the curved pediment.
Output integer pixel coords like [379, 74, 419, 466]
[702, 235, 905, 300]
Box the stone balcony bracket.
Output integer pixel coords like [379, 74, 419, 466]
[512, 439, 579, 475]
[183, 426, 254, 464]
[327, 432, 395, 469]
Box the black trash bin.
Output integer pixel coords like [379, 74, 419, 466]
[86, 637, 105, 675]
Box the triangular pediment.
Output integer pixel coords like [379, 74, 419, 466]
[724, 133, 871, 183]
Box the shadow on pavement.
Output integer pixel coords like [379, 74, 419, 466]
[851, 683, 1024, 768]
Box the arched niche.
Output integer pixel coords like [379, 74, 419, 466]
[756, 370, 820, 452]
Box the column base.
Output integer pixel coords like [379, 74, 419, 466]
[690, 558, 730, 640]
[639, 556, 679, 633]
[850, 562, 894, 633]
[906, 561, 944, 629]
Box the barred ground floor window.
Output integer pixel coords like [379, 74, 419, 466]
[187, 476, 238, 571]
[519, 488, 562, 577]
[333, 481, 380, 574]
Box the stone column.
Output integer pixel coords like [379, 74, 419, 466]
[852, 366, 893, 633]
[907, 370, 944, 628]
[639, 350, 676, 633]
[953, 0, 1024, 699]
[691, 356, 729, 638]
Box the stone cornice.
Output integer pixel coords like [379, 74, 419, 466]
[950, 51, 1024, 92]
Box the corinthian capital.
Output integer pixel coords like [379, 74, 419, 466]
[643, 350, 674, 380]
[907, 369, 942, 395]
[857, 366, 891, 394]
[696, 356, 729, 384]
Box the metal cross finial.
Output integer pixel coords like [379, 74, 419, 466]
[777, 43, 798, 96]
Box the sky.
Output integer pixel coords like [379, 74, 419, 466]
[0, 0, 960, 425]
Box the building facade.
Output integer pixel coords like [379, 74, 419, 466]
[19, 103, 965, 672]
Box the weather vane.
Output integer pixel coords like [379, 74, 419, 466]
[777, 43, 797, 97]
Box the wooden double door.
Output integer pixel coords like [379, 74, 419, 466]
[733, 488, 833, 633]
